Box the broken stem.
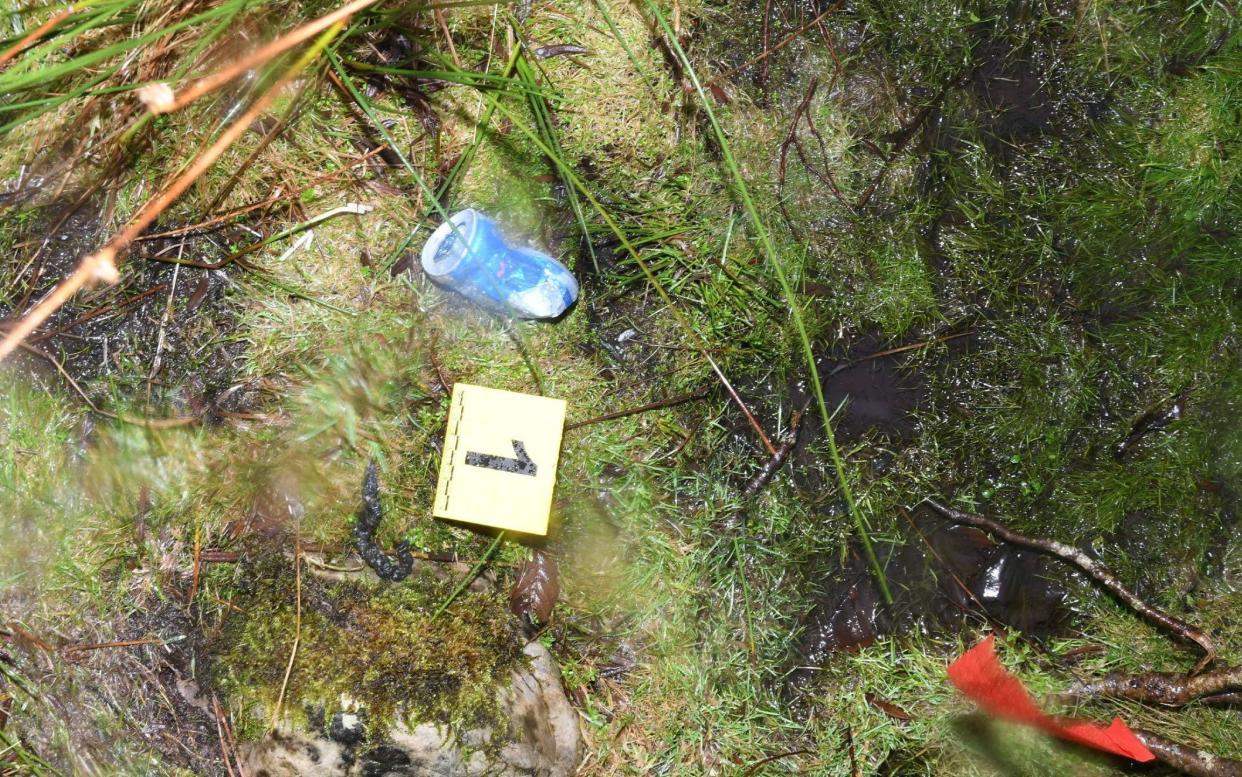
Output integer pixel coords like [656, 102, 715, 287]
[1134, 730, 1242, 777]
[565, 387, 711, 430]
[1061, 664, 1242, 707]
[923, 499, 1216, 673]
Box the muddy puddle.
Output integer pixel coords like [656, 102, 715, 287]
[788, 505, 1066, 693]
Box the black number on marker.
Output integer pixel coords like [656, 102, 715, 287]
[465, 440, 537, 477]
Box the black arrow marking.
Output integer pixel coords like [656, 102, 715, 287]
[465, 440, 537, 477]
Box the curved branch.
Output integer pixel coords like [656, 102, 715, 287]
[923, 499, 1215, 673]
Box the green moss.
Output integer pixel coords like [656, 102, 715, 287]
[530, 0, 679, 196]
[210, 554, 523, 743]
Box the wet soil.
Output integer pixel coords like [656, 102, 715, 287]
[0, 198, 251, 416]
[0, 591, 229, 777]
[788, 505, 1066, 693]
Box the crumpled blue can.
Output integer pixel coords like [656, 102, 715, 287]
[420, 209, 578, 319]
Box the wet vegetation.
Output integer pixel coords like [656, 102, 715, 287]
[0, 0, 1240, 775]
[209, 552, 522, 743]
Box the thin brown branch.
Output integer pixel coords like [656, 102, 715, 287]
[205, 81, 311, 212]
[828, 330, 975, 376]
[855, 78, 960, 209]
[135, 146, 389, 242]
[212, 694, 241, 777]
[26, 283, 169, 343]
[707, 0, 846, 88]
[435, 10, 463, 69]
[565, 387, 711, 430]
[60, 638, 163, 656]
[924, 499, 1216, 673]
[1134, 730, 1242, 777]
[1062, 664, 1242, 707]
[742, 402, 805, 496]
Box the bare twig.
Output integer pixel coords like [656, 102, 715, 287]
[1062, 664, 1242, 707]
[924, 499, 1216, 673]
[1134, 730, 1242, 777]
[565, 387, 711, 430]
[742, 402, 805, 496]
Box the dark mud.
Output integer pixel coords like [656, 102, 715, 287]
[0, 198, 251, 416]
[0, 594, 228, 776]
[788, 506, 1066, 693]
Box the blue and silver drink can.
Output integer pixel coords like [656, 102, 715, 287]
[420, 209, 579, 319]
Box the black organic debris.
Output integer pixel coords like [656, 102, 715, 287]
[354, 461, 413, 582]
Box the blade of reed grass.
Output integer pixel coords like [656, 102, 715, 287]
[642, 0, 891, 602]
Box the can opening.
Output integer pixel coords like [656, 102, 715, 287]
[420, 209, 477, 277]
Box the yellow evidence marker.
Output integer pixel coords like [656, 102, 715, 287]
[433, 383, 567, 536]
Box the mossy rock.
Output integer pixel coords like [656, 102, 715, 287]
[207, 554, 581, 776]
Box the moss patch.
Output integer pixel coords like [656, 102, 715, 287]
[210, 554, 523, 743]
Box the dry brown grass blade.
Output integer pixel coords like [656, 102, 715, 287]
[0, 11, 349, 363]
[0, 4, 79, 70]
[149, 0, 384, 114]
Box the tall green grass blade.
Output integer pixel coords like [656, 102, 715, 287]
[512, 46, 597, 272]
[475, 90, 770, 466]
[642, 0, 891, 602]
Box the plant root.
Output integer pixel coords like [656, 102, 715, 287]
[923, 499, 1216, 673]
[1062, 665, 1242, 707]
[1135, 729, 1242, 777]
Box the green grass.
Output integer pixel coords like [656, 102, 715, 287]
[0, 0, 1240, 775]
